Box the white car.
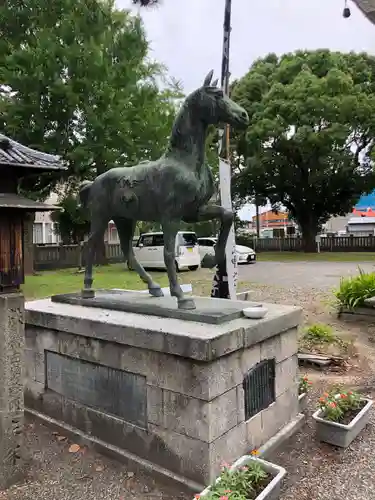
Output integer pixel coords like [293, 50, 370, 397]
[133, 231, 200, 271]
[197, 237, 256, 264]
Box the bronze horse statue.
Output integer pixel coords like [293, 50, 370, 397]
[79, 70, 249, 309]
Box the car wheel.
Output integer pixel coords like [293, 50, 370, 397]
[188, 265, 199, 271]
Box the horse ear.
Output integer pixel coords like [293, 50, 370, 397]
[211, 78, 219, 88]
[203, 70, 214, 87]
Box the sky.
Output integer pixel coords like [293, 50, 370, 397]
[117, 0, 375, 219]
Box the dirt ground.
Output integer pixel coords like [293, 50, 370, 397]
[0, 416, 190, 500]
[237, 261, 375, 379]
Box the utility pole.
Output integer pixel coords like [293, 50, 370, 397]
[255, 200, 260, 237]
[211, 0, 238, 300]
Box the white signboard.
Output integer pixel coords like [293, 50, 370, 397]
[219, 158, 238, 299]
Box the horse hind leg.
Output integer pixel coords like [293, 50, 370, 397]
[82, 216, 109, 298]
[114, 218, 163, 298]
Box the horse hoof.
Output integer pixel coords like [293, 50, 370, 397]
[81, 288, 95, 299]
[149, 286, 164, 298]
[178, 298, 196, 310]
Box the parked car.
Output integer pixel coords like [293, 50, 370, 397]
[197, 237, 256, 264]
[133, 231, 200, 271]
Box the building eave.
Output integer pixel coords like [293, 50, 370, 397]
[0, 193, 60, 211]
[0, 134, 67, 172]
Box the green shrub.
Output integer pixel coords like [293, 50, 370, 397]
[334, 267, 375, 309]
[303, 323, 336, 343]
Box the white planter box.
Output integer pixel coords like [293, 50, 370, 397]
[196, 456, 286, 500]
[298, 392, 307, 412]
[312, 398, 373, 448]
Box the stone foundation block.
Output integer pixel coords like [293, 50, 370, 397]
[25, 296, 302, 486]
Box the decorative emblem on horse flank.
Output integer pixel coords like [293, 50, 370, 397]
[116, 177, 142, 190]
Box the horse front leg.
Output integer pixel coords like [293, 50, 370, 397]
[162, 221, 196, 310]
[185, 204, 234, 267]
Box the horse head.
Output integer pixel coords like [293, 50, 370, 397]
[186, 70, 249, 129]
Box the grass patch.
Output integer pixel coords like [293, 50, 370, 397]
[257, 252, 375, 262]
[23, 264, 169, 300]
[300, 322, 352, 355]
[303, 323, 336, 343]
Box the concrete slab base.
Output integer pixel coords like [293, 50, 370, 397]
[51, 290, 254, 325]
[339, 306, 375, 321]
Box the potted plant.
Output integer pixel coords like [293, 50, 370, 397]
[194, 452, 286, 500]
[312, 388, 373, 448]
[298, 375, 312, 412]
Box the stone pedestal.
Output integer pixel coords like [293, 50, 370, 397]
[25, 294, 301, 487]
[0, 293, 24, 488]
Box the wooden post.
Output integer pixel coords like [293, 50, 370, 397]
[23, 213, 35, 276]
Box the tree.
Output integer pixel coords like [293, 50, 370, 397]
[51, 195, 90, 244]
[232, 50, 375, 251]
[0, 0, 180, 200]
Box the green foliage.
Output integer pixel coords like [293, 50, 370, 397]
[303, 323, 336, 343]
[335, 267, 375, 309]
[51, 194, 90, 244]
[0, 0, 180, 200]
[318, 388, 362, 422]
[202, 460, 268, 500]
[232, 50, 375, 251]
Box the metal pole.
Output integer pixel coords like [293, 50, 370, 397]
[211, 0, 235, 300]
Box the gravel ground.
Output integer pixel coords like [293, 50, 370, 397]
[241, 261, 375, 500]
[0, 416, 189, 500]
[270, 384, 375, 500]
[239, 260, 375, 290]
[4, 261, 375, 499]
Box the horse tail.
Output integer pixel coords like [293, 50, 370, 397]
[78, 180, 93, 209]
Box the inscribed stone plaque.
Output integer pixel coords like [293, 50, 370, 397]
[46, 351, 147, 428]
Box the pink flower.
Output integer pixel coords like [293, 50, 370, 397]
[219, 496, 229, 500]
[241, 466, 248, 471]
[220, 461, 229, 469]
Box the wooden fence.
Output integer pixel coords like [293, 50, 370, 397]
[34, 243, 124, 270]
[237, 235, 375, 252]
[34, 245, 82, 270]
[34, 236, 375, 271]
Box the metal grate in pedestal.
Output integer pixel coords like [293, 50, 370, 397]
[243, 359, 276, 420]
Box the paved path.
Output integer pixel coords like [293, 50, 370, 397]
[238, 261, 375, 290]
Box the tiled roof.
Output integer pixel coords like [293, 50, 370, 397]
[0, 134, 66, 171]
[353, 0, 375, 23]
